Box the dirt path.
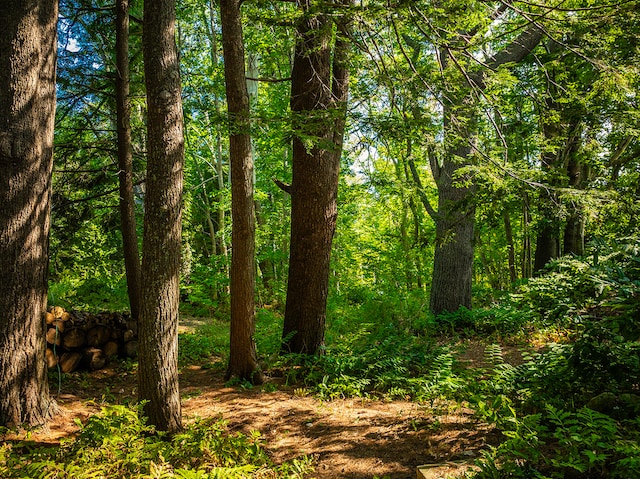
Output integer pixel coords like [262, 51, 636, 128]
[5, 362, 498, 479]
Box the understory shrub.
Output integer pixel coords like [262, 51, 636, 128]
[472, 405, 640, 478]
[0, 404, 313, 479]
[275, 321, 444, 400]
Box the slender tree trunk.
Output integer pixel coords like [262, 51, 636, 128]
[503, 208, 517, 283]
[246, 51, 276, 295]
[282, 0, 351, 354]
[0, 0, 58, 427]
[220, 0, 263, 384]
[563, 127, 587, 256]
[522, 191, 533, 278]
[138, 0, 183, 433]
[116, 0, 142, 320]
[205, 1, 229, 266]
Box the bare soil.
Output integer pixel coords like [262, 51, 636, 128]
[3, 340, 514, 478]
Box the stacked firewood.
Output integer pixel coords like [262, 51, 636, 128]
[45, 306, 138, 373]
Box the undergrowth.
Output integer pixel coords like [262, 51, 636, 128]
[268, 238, 640, 477]
[32, 237, 640, 478]
[0, 404, 313, 479]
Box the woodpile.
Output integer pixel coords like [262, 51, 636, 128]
[45, 306, 137, 373]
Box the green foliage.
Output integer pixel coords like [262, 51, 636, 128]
[569, 322, 640, 395]
[514, 257, 599, 324]
[0, 404, 313, 479]
[181, 258, 231, 316]
[472, 406, 640, 479]
[178, 323, 228, 368]
[514, 237, 640, 327]
[420, 305, 533, 338]
[461, 239, 640, 478]
[274, 315, 457, 400]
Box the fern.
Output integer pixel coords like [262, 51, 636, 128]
[1, 405, 313, 479]
[484, 343, 504, 366]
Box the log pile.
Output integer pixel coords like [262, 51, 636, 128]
[45, 306, 137, 373]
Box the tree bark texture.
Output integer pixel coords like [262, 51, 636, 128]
[429, 114, 476, 315]
[116, 0, 142, 320]
[0, 0, 58, 427]
[138, 0, 183, 433]
[219, 0, 263, 384]
[534, 93, 562, 273]
[429, 25, 543, 314]
[282, 0, 351, 355]
[562, 124, 587, 257]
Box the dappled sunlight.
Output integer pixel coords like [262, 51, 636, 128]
[0, 0, 57, 427]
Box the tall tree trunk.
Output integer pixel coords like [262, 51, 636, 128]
[429, 45, 476, 314]
[0, 0, 58, 427]
[428, 26, 542, 313]
[282, 0, 351, 354]
[563, 127, 587, 256]
[522, 191, 533, 278]
[503, 208, 517, 283]
[205, 1, 229, 266]
[116, 0, 142, 320]
[534, 42, 565, 272]
[138, 0, 183, 433]
[429, 119, 476, 314]
[246, 52, 276, 295]
[220, 0, 263, 384]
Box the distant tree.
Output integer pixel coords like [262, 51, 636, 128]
[428, 21, 543, 314]
[0, 0, 58, 427]
[220, 0, 264, 384]
[530, 6, 640, 271]
[281, 0, 352, 354]
[137, 0, 183, 432]
[116, 0, 142, 319]
[53, 0, 147, 310]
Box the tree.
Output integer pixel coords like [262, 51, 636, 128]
[426, 16, 543, 314]
[528, 8, 638, 270]
[116, 0, 142, 319]
[137, 0, 184, 432]
[53, 0, 147, 310]
[220, 0, 263, 384]
[281, 0, 352, 354]
[0, 0, 58, 427]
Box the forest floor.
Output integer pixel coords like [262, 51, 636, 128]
[4, 338, 524, 479]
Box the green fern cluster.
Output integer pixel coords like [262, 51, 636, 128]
[473, 405, 640, 478]
[275, 323, 445, 400]
[0, 404, 313, 479]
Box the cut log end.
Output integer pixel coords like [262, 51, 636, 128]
[45, 307, 138, 373]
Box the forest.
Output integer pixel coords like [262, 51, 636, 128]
[0, 0, 639, 477]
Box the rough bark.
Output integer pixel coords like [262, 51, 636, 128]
[534, 91, 563, 272]
[0, 0, 58, 427]
[503, 209, 517, 283]
[281, 0, 351, 354]
[116, 0, 142, 320]
[533, 40, 591, 270]
[429, 107, 476, 314]
[428, 25, 543, 314]
[220, 0, 263, 384]
[138, 0, 183, 433]
[563, 126, 587, 256]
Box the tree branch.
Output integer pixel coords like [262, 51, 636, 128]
[272, 177, 291, 194]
